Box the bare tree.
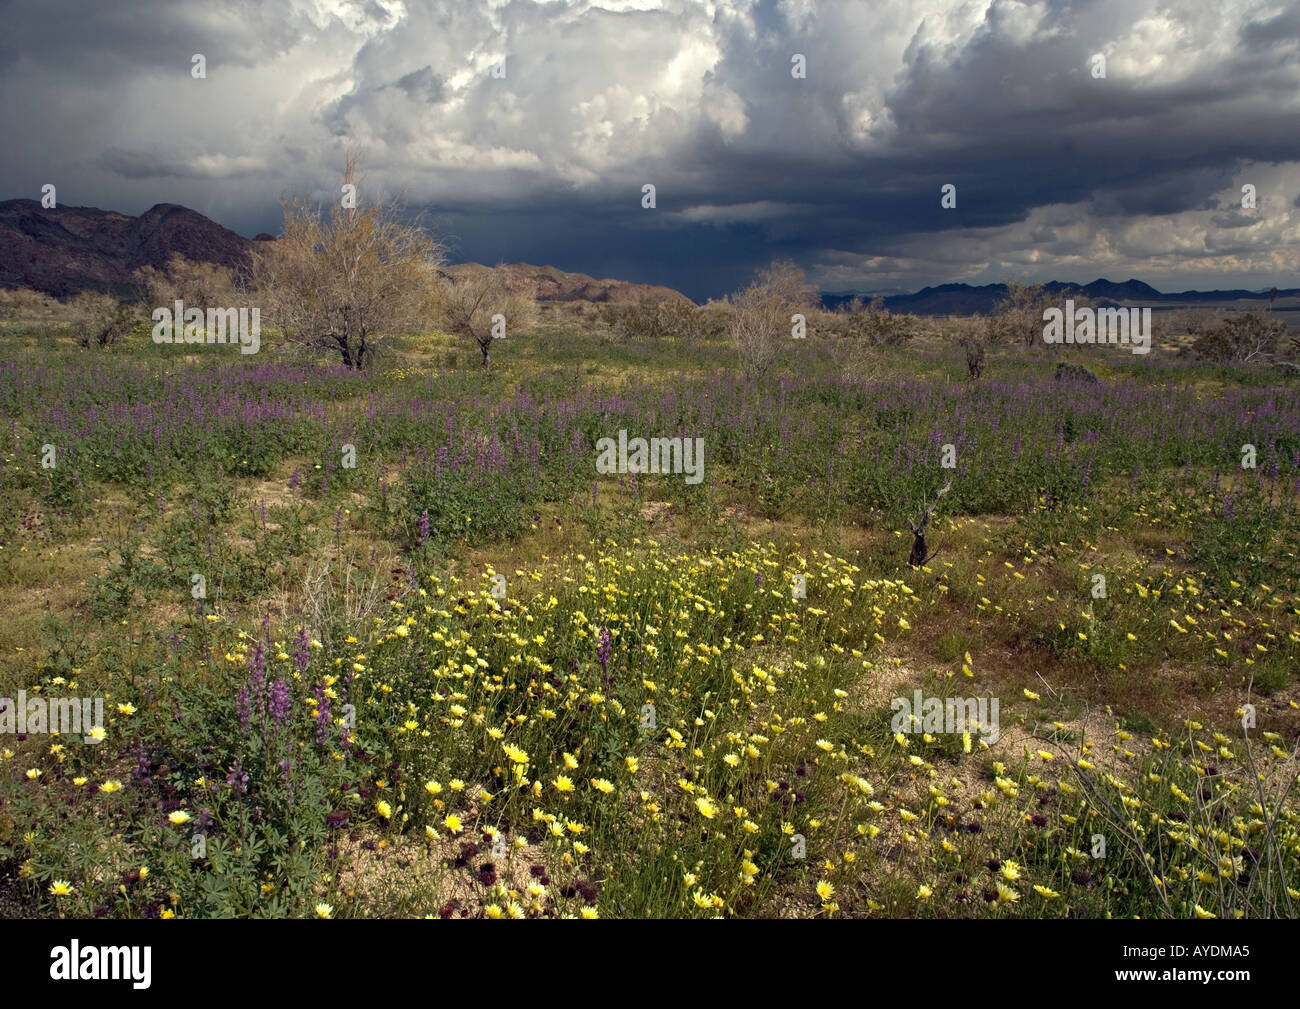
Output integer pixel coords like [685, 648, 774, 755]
[729, 260, 818, 379]
[908, 480, 952, 567]
[1193, 310, 1286, 364]
[440, 264, 539, 367]
[249, 154, 445, 369]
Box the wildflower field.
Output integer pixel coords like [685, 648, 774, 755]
[2, 311, 1299, 919]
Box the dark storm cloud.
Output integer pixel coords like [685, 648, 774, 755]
[0, 0, 1296, 301]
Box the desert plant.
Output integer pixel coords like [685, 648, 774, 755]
[992, 281, 1062, 346]
[440, 265, 539, 367]
[836, 296, 919, 347]
[956, 316, 999, 378]
[729, 260, 818, 379]
[1055, 361, 1100, 384]
[907, 480, 952, 566]
[1155, 306, 1225, 341]
[599, 300, 719, 342]
[1193, 309, 1286, 364]
[134, 253, 239, 314]
[249, 153, 445, 369]
[0, 287, 59, 319]
[68, 291, 136, 348]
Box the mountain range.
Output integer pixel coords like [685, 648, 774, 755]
[828, 279, 1300, 316]
[1, 198, 1294, 315]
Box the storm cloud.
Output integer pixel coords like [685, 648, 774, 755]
[2, 0, 1296, 301]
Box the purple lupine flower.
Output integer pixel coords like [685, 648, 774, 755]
[596, 626, 612, 672]
[226, 760, 249, 794]
[293, 627, 311, 675]
[246, 640, 268, 723]
[418, 510, 430, 546]
[248, 640, 267, 688]
[236, 686, 251, 725]
[269, 679, 292, 723]
[288, 466, 301, 489]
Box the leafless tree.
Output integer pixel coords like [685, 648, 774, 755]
[440, 264, 539, 367]
[249, 153, 445, 369]
[729, 260, 818, 379]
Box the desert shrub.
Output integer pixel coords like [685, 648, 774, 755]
[1193, 310, 1286, 364]
[991, 282, 1062, 346]
[440, 266, 539, 367]
[68, 292, 136, 348]
[729, 261, 818, 380]
[1055, 362, 1100, 384]
[134, 254, 240, 315]
[956, 316, 1000, 379]
[599, 300, 719, 342]
[833, 296, 920, 347]
[0, 287, 59, 319]
[249, 154, 445, 370]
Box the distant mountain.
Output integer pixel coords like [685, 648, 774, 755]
[0, 199, 694, 305]
[829, 278, 1300, 317]
[0, 199, 264, 298]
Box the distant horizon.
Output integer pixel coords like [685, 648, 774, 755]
[4, 195, 1296, 306]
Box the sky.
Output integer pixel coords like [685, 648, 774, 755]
[2, 0, 1298, 303]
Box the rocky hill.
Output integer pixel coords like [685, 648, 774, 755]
[0, 199, 265, 298]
